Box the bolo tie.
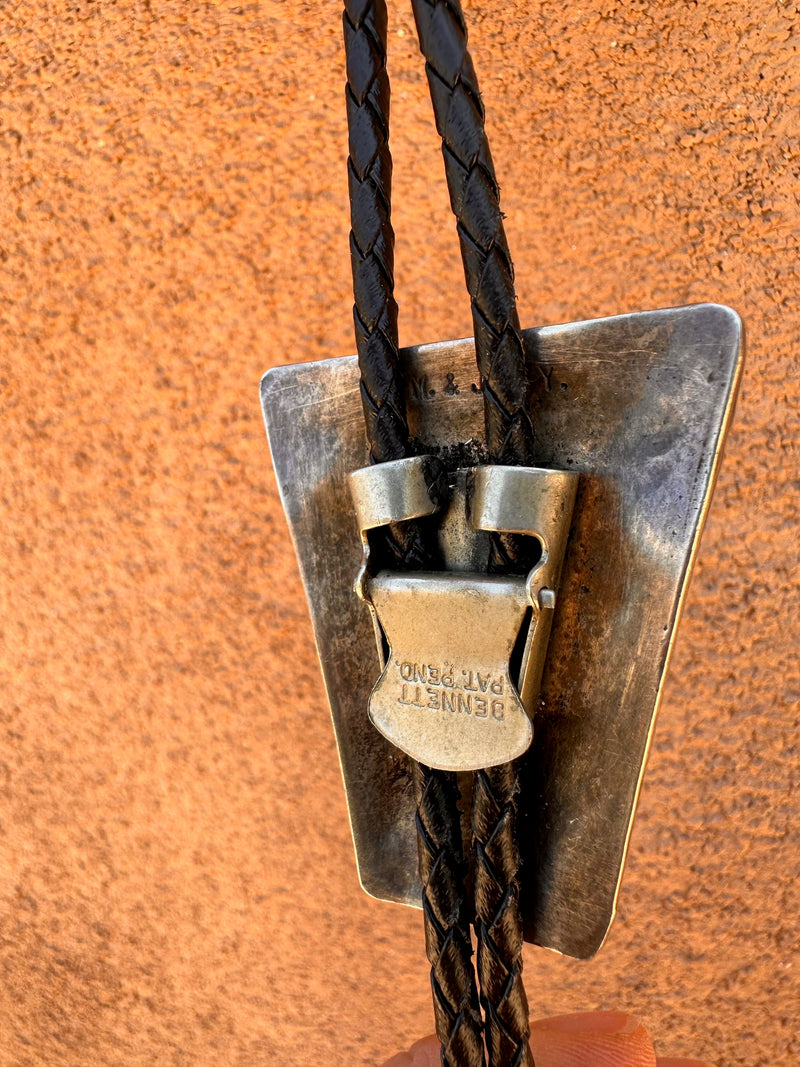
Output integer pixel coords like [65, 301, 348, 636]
[261, 4, 743, 1067]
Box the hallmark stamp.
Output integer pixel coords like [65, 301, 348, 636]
[394, 661, 506, 720]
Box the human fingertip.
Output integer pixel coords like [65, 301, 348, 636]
[380, 1034, 440, 1067]
[656, 1059, 711, 1067]
[530, 1011, 657, 1067]
[531, 1010, 634, 1036]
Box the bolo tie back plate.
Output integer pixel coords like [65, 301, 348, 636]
[261, 303, 743, 960]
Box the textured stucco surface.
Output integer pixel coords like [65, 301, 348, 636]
[0, 3, 797, 1066]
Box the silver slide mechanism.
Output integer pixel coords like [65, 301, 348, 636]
[349, 459, 578, 772]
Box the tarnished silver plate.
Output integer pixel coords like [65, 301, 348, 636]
[260, 303, 743, 959]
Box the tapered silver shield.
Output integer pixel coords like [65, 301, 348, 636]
[260, 303, 743, 959]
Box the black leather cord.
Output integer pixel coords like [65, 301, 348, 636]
[473, 765, 534, 1067]
[414, 763, 487, 1067]
[344, 0, 406, 465]
[409, 0, 535, 469]
[344, 0, 436, 572]
[409, 4, 535, 1065]
[343, 6, 485, 1065]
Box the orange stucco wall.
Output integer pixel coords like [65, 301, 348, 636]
[1, 3, 797, 1066]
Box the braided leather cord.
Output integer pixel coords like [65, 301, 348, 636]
[409, 0, 535, 469]
[410, 4, 535, 1065]
[414, 763, 487, 1067]
[344, 6, 485, 1064]
[344, 0, 434, 571]
[344, 0, 406, 465]
[472, 764, 534, 1067]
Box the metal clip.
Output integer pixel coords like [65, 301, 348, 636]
[349, 459, 578, 771]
